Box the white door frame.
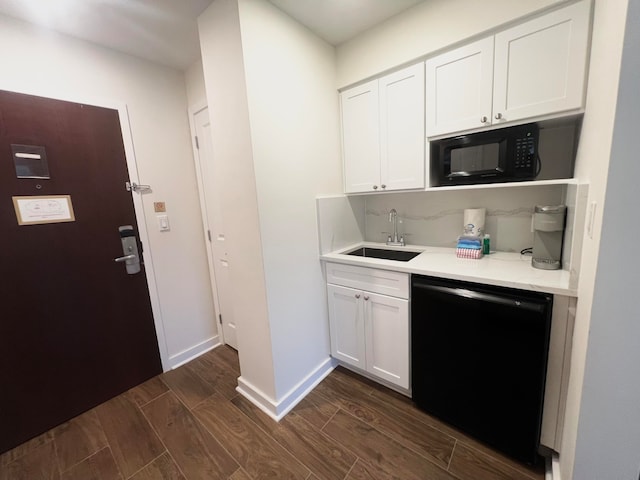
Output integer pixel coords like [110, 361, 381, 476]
[0, 85, 170, 370]
[187, 101, 226, 346]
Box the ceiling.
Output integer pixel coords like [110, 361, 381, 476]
[0, 0, 425, 71]
[268, 0, 425, 45]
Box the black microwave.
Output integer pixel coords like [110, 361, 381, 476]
[431, 123, 539, 186]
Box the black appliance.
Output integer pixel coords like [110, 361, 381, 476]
[431, 123, 539, 185]
[411, 275, 552, 465]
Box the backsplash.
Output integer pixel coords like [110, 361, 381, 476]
[316, 195, 365, 254]
[364, 185, 565, 252]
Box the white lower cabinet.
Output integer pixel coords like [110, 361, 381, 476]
[326, 263, 409, 389]
[364, 291, 409, 388]
[327, 284, 367, 370]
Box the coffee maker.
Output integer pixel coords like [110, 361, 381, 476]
[532, 205, 567, 270]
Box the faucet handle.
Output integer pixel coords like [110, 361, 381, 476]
[399, 233, 412, 246]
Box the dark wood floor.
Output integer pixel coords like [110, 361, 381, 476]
[0, 346, 545, 480]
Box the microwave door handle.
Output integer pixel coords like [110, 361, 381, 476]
[448, 171, 472, 178]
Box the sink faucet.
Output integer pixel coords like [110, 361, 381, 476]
[387, 209, 405, 246]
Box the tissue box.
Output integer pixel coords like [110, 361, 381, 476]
[456, 235, 483, 259]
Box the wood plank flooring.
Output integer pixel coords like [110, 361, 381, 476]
[0, 346, 545, 480]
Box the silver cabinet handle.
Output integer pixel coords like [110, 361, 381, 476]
[481, 116, 488, 123]
[355, 294, 361, 299]
[495, 113, 503, 120]
[381, 184, 386, 189]
[114, 254, 137, 263]
[373, 185, 378, 190]
[364, 295, 370, 301]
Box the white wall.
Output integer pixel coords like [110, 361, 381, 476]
[198, 0, 343, 411]
[316, 195, 366, 255]
[185, 59, 208, 108]
[570, 1, 640, 478]
[0, 14, 218, 369]
[336, 0, 567, 88]
[198, 0, 277, 400]
[237, 0, 343, 399]
[558, 1, 630, 478]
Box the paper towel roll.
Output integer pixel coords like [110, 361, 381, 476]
[463, 208, 486, 237]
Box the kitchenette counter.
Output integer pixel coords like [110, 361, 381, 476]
[321, 242, 576, 297]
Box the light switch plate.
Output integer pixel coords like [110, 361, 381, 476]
[157, 214, 170, 232]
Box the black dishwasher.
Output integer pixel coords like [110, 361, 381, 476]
[411, 275, 552, 465]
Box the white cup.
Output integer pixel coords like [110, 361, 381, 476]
[463, 208, 486, 237]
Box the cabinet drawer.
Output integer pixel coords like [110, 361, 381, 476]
[326, 262, 409, 299]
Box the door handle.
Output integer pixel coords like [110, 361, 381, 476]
[115, 225, 141, 274]
[114, 254, 136, 263]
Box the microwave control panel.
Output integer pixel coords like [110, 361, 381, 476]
[513, 134, 537, 175]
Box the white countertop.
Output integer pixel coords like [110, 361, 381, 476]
[321, 242, 576, 297]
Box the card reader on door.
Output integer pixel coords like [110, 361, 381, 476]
[114, 225, 141, 274]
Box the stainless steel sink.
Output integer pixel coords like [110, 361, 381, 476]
[345, 247, 421, 262]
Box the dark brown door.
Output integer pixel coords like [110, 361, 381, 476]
[0, 90, 162, 453]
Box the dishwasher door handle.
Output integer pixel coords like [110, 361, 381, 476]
[412, 282, 547, 313]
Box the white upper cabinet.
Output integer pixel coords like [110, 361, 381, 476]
[493, 1, 590, 124]
[341, 80, 380, 193]
[341, 63, 425, 193]
[379, 64, 426, 191]
[426, 1, 590, 137]
[426, 37, 495, 136]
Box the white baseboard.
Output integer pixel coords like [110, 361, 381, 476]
[546, 453, 561, 480]
[236, 356, 337, 421]
[167, 335, 221, 370]
[551, 453, 561, 480]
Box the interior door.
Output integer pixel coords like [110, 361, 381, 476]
[192, 107, 238, 350]
[0, 90, 162, 454]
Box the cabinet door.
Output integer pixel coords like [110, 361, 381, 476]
[364, 292, 409, 389]
[425, 37, 494, 137]
[327, 284, 366, 369]
[341, 80, 381, 193]
[379, 63, 425, 190]
[493, 1, 590, 124]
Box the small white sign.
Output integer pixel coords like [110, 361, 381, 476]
[13, 195, 76, 225]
